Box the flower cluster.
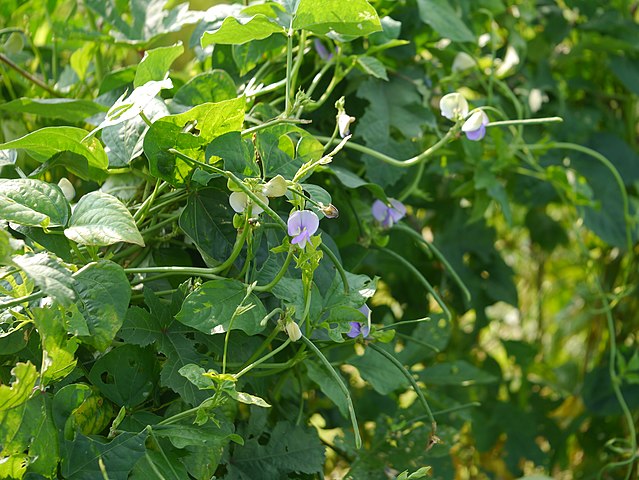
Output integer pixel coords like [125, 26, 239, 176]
[228, 175, 288, 215]
[439, 92, 489, 141]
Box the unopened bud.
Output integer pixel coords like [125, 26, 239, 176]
[337, 113, 355, 138]
[285, 321, 302, 342]
[320, 203, 339, 219]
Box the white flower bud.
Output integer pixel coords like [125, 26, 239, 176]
[337, 113, 355, 138]
[285, 321, 302, 342]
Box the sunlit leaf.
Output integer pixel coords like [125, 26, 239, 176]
[0, 178, 70, 228]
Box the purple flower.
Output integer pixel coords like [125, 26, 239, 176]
[347, 304, 371, 338]
[287, 210, 320, 249]
[462, 110, 489, 141]
[314, 39, 333, 62]
[371, 198, 406, 228]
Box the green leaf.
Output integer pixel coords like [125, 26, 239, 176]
[134, 42, 184, 87]
[306, 360, 349, 417]
[31, 307, 78, 385]
[228, 419, 324, 477]
[88, 344, 158, 407]
[102, 98, 169, 168]
[65, 191, 145, 247]
[176, 279, 267, 336]
[416, 0, 475, 43]
[93, 78, 173, 135]
[228, 389, 271, 408]
[174, 70, 237, 107]
[153, 423, 241, 449]
[179, 188, 237, 265]
[13, 253, 75, 305]
[0, 97, 108, 122]
[349, 345, 409, 395]
[61, 430, 149, 480]
[72, 260, 131, 350]
[85, 0, 200, 44]
[0, 362, 38, 411]
[0, 178, 70, 228]
[0, 127, 109, 181]
[206, 131, 259, 178]
[356, 55, 389, 80]
[144, 97, 245, 186]
[329, 166, 389, 203]
[0, 394, 59, 478]
[201, 9, 286, 47]
[419, 360, 498, 386]
[13, 224, 74, 262]
[292, 0, 381, 36]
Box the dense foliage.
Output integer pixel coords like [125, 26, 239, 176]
[1, 0, 638, 478]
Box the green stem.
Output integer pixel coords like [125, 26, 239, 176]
[369, 342, 436, 434]
[0, 52, 63, 97]
[223, 284, 256, 374]
[486, 116, 562, 127]
[241, 117, 311, 136]
[316, 126, 459, 168]
[125, 266, 225, 280]
[285, 27, 294, 115]
[254, 248, 293, 292]
[0, 291, 44, 310]
[235, 338, 291, 379]
[393, 223, 471, 302]
[301, 335, 362, 449]
[379, 248, 451, 321]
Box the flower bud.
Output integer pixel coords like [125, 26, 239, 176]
[337, 113, 355, 138]
[320, 203, 339, 219]
[285, 321, 302, 342]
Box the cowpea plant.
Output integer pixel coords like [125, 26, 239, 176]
[1, 0, 637, 479]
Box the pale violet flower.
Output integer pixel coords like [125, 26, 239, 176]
[314, 39, 334, 62]
[439, 92, 469, 121]
[229, 191, 268, 215]
[372, 198, 406, 228]
[337, 112, 355, 138]
[347, 304, 371, 339]
[287, 210, 320, 249]
[462, 110, 489, 141]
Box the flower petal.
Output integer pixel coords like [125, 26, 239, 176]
[371, 199, 388, 222]
[263, 175, 288, 197]
[347, 322, 361, 338]
[439, 92, 469, 121]
[229, 192, 248, 213]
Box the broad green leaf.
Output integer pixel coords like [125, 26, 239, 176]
[0, 178, 70, 228]
[178, 363, 215, 390]
[134, 42, 184, 87]
[52, 384, 106, 435]
[13, 224, 74, 262]
[0, 394, 59, 478]
[419, 360, 498, 386]
[0, 127, 109, 181]
[32, 308, 78, 385]
[72, 260, 131, 350]
[173, 70, 237, 107]
[92, 78, 173, 135]
[176, 279, 267, 336]
[228, 419, 324, 477]
[65, 191, 144, 247]
[144, 97, 245, 186]
[153, 423, 242, 449]
[88, 344, 158, 407]
[609, 55, 639, 95]
[102, 98, 169, 168]
[416, 0, 475, 43]
[0, 97, 108, 122]
[357, 55, 389, 80]
[201, 8, 286, 47]
[349, 345, 409, 395]
[61, 430, 149, 480]
[292, 0, 382, 36]
[206, 131, 259, 178]
[306, 360, 348, 417]
[257, 130, 300, 179]
[0, 362, 37, 411]
[179, 188, 237, 265]
[13, 253, 76, 306]
[85, 0, 200, 44]
[0, 228, 12, 265]
[329, 166, 389, 202]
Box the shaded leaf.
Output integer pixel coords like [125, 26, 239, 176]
[416, 0, 475, 42]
